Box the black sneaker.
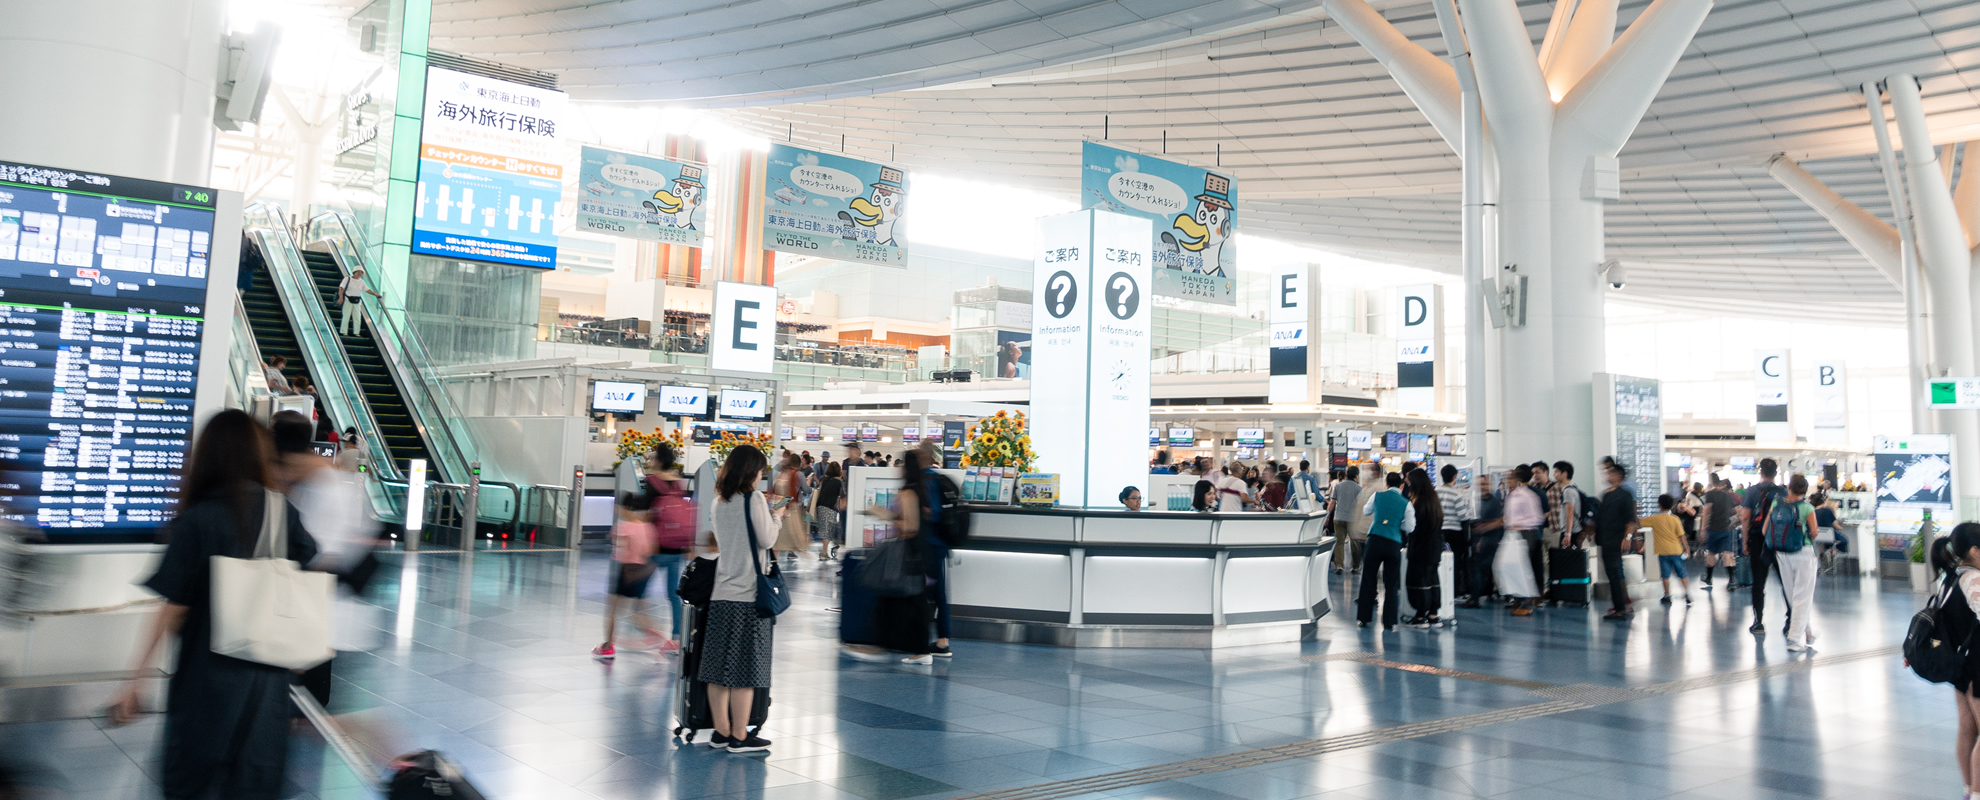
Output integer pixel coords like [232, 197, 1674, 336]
[929, 644, 954, 658]
[728, 735, 772, 754]
[1660, 596, 1672, 606]
[1406, 615, 1434, 629]
[706, 732, 733, 748]
[1357, 621, 1369, 628]
[1748, 621, 1765, 634]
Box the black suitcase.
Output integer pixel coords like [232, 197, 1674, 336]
[671, 601, 770, 742]
[837, 548, 880, 646]
[1546, 546, 1592, 606]
[388, 750, 487, 800]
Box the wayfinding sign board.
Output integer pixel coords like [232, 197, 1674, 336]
[0, 160, 224, 539]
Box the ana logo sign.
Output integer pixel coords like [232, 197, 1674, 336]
[1104, 272, 1139, 319]
[1045, 270, 1079, 318]
[603, 389, 636, 402]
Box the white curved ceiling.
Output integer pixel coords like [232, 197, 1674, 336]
[413, 0, 1980, 318]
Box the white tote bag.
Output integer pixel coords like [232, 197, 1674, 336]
[211, 490, 335, 669]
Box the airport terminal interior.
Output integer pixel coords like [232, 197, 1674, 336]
[1, 0, 1978, 798]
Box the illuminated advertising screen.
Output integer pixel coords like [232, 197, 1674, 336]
[1384, 432, 1407, 451]
[1167, 427, 1195, 447]
[1408, 433, 1432, 454]
[412, 66, 568, 268]
[0, 159, 218, 539]
[1236, 428, 1267, 447]
[656, 385, 707, 417]
[717, 388, 768, 420]
[1345, 429, 1373, 450]
[590, 381, 645, 413]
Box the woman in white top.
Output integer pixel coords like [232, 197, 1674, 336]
[696, 445, 778, 754]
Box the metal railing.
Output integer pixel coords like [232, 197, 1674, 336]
[226, 291, 273, 411]
[541, 322, 920, 374]
[305, 212, 484, 488]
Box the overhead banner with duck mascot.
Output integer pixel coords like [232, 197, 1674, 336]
[575, 146, 709, 247]
[1079, 142, 1237, 305]
[761, 144, 908, 267]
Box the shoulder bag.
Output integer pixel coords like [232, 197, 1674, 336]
[743, 493, 791, 618]
[211, 489, 336, 669]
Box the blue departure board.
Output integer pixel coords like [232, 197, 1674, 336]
[0, 159, 217, 539]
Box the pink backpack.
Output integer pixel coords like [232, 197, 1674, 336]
[650, 476, 697, 549]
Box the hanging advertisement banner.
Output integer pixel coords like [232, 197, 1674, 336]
[761, 143, 907, 267]
[1268, 264, 1311, 403]
[575, 145, 708, 247]
[1396, 284, 1441, 412]
[1811, 360, 1847, 444]
[1079, 142, 1236, 305]
[710, 281, 776, 374]
[1595, 373, 1664, 517]
[412, 66, 567, 269]
[1754, 349, 1792, 441]
[1029, 209, 1153, 508]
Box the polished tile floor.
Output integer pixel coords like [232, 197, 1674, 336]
[1, 547, 1958, 800]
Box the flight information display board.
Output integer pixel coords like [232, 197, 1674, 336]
[0, 159, 217, 539]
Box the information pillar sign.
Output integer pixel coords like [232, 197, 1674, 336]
[1754, 348, 1792, 442]
[1595, 373, 1663, 517]
[1396, 284, 1441, 412]
[1267, 264, 1316, 404]
[710, 281, 776, 374]
[1030, 210, 1152, 508]
[1811, 360, 1847, 445]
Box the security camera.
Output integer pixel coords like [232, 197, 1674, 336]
[1599, 259, 1625, 290]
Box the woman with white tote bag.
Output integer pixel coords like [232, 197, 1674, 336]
[110, 409, 329, 800]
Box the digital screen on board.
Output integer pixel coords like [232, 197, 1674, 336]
[1408, 433, 1432, 454]
[1236, 428, 1267, 447]
[718, 388, 768, 420]
[1435, 434, 1453, 455]
[1149, 428, 1160, 447]
[590, 380, 645, 412]
[0, 159, 217, 538]
[1345, 429, 1372, 450]
[860, 425, 879, 442]
[1168, 427, 1195, 446]
[1384, 432, 1407, 451]
[656, 384, 707, 417]
[804, 426, 821, 441]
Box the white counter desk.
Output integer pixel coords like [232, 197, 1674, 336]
[946, 504, 1334, 648]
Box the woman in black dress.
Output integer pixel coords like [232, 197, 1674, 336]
[110, 409, 320, 800]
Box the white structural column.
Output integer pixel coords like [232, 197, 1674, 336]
[1430, 0, 1499, 464]
[0, 0, 225, 183]
[1323, 0, 1712, 467]
[1867, 84, 1933, 433]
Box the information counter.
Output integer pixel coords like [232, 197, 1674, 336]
[947, 505, 1333, 648]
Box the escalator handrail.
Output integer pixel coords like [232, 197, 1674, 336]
[304, 212, 481, 487]
[241, 204, 403, 485]
[478, 480, 524, 532]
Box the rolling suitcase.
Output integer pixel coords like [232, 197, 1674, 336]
[837, 548, 880, 646]
[1545, 546, 1592, 607]
[671, 601, 770, 743]
[289, 685, 489, 799]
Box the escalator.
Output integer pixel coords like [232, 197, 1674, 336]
[296, 250, 434, 477]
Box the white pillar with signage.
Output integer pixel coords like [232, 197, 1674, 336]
[711, 281, 777, 375]
[1268, 264, 1322, 404]
[1754, 349, 1793, 442]
[1396, 284, 1442, 413]
[1811, 360, 1847, 446]
[1030, 210, 1153, 508]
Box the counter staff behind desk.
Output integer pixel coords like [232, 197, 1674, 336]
[1119, 487, 1142, 511]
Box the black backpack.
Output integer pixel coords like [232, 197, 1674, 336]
[927, 473, 971, 547]
[1906, 573, 1973, 685]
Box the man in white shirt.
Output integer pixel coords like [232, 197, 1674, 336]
[337, 268, 383, 337]
[1213, 459, 1251, 512]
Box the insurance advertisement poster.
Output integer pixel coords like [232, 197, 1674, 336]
[576, 146, 708, 247]
[412, 67, 567, 269]
[1079, 142, 1236, 305]
[762, 144, 908, 267]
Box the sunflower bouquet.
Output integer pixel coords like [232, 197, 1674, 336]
[960, 410, 1035, 473]
[613, 427, 689, 466]
[708, 429, 776, 465]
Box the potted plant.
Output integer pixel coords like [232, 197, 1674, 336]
[1909, 523, 1932, 593]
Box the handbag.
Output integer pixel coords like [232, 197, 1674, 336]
[860, 535, 926, 597]
[210, 489, 336, 669]
[678, 556, 717, 606]
[743, 494, 791, 618]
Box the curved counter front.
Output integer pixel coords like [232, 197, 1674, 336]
[947, 505, 1334, 648]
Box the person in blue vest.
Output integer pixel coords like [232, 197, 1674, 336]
[1357, 472, 1415, 630]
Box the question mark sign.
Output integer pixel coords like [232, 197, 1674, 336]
[1111, 275, 1132, 317]
[1045, 270, 1077, 318]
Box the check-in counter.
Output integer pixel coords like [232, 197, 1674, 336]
[948, 505, 1333, 648]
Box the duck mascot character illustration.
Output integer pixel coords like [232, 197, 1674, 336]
[836, 166, 906, 246]
[1160, 173, 1233, 276]
[641, 164, 705, 230]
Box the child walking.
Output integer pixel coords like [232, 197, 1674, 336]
[1646, 494, 1691, 606]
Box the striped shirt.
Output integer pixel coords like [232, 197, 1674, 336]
[1438, 485, 1468, 530]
